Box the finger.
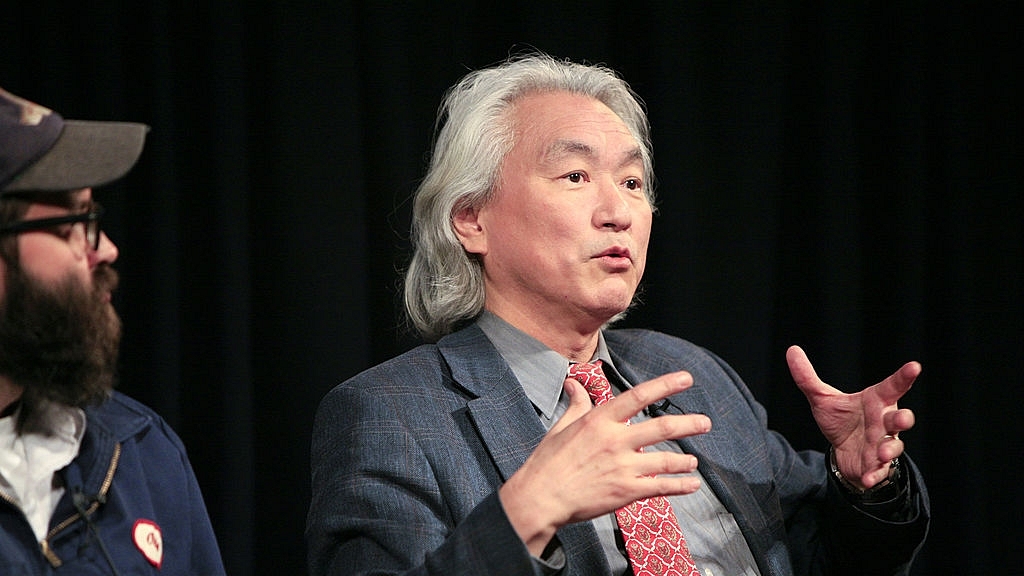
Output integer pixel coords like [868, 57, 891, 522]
[640, 476, 703, 500]
[861, 464, 897, 489]
[602, 371, 693, 423]
[877, 434, 906, 463]
[876, 361, 923, 404]
[635, 458, 703, 493]
[883, 407, 916, 435]
[628, 413, 712, 451]
[550, 378, 592, 434]
[600, 452, 703, 503]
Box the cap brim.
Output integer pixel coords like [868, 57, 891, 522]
[2, 120, 148, 193]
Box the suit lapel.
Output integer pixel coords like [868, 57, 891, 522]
[439, 325, 546, 481]
[438, 325, 609, 574]
[468, 373, 546, 481]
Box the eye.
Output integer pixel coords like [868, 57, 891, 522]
[55, 223, 76, 240]
[565, 172, 586, 184]
[624, 178, 641, 191]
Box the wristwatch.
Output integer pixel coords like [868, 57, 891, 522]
[829, 446, 902, 500]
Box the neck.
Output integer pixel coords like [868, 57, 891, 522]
[483, 306, 603, 362]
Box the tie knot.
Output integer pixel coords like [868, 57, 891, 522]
[567, 360, 614, 406]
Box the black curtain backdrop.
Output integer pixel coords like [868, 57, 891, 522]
[3, 2, 1021, 574]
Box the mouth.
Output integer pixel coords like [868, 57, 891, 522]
[593, 246, 633, 264]
[93, 265, 119, 303]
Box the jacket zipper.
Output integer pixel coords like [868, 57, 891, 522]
[39, 442, 121, 567]
[0, 484, 18, 506]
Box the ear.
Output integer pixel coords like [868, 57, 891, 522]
[452, 204, 487, 256]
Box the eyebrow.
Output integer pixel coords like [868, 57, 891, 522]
[543, 139, 644, 170]
[69, 198, 99, 213]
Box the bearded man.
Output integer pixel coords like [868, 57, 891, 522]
[0, 87, 225, 575]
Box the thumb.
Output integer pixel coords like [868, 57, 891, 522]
[550, 377, 593, 434]
[786, 345, 834, 400]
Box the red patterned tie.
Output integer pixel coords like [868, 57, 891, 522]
[567, 361, 701, 576]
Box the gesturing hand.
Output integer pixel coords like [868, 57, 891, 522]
[499, 371, 711, 556]
[787, 345, 921, 491]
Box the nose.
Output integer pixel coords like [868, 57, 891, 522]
[593, 176, 632, 231]
[89, 231, 119, 266]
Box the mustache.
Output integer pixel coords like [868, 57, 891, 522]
[94, 264, 119, 295]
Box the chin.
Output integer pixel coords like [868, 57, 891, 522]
[591, 300, 633, 322]
[595, 292, 640, 325]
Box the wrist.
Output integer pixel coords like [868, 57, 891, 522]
[828, 446, 902, 499]
[499, 480, 559, 556]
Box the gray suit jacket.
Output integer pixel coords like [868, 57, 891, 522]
[307, 324, 929, 576]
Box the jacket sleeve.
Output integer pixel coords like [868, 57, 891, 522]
[179, 443, 229, 576]
[141, 410, 228, 576]
[306, 377, 547, 576]
[809, 455, 930, 576]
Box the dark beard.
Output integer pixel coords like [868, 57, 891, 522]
[0, 264, 121, 434]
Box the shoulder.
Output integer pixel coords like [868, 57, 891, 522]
[316, 342, 452, 421]
[604, 328, 745, 385]
[323, 323, 501, 400]
[314, 325, 511, 433]
[85, 391, 187, 452]
[605, 328, 712, 367]
[86, 391, 159, 431]
[331, 342, 447, 393]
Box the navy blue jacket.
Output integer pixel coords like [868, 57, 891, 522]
[1, 392, 225, 575]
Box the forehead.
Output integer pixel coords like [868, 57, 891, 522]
[66, 188, 93, 208]
[507, 91, 640, 165]
[17, 190, 92, 223]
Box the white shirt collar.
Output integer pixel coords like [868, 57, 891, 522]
[0, 402, 86, 541]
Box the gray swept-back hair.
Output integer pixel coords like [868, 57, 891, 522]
[403, 52, 655, 341]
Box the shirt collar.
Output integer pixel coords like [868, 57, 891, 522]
[475, 311, 623, 422]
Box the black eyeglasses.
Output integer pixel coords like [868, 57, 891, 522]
[0, 204, 105, 252]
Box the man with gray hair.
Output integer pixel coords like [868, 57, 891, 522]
[308, 53, 930, 576]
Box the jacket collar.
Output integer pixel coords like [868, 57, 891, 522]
[56, 393, 151, 514]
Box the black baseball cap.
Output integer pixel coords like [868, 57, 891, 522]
[0, 87, 148, 194]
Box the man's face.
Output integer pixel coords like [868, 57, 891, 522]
[8, 189, 119, 294]
[456, 91, 653, 337]
[0, 188, 122, 427]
